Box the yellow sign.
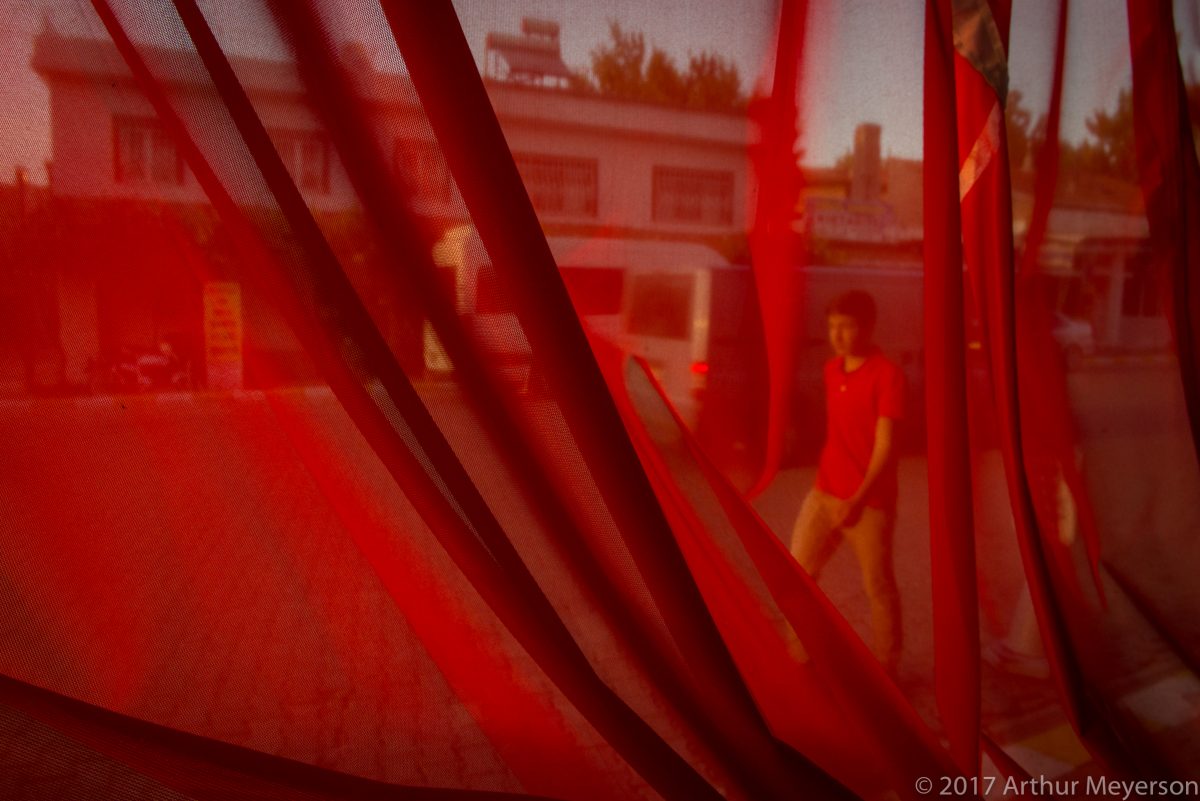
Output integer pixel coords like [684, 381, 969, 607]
[204, 282, 243, 390]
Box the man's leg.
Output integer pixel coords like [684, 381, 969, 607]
[790, 489, 841, 580]
[786, 489, 842, 663]
[844, 507, 902, 673]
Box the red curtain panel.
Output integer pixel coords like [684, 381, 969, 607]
[1, 0, 1199, 798]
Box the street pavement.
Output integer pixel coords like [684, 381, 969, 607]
[0, 387, 530, 791]
[753, 359, 1200, 784]
[0, 359, 1197, 791]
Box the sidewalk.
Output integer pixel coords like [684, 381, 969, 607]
[753, 450, 1200, 782]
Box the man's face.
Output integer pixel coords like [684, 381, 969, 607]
[828, 312, 867, 357]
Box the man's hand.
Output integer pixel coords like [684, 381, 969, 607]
[829, 496, 863, 529]
[833, 417, 895, 529]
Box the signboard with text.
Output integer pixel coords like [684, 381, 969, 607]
[203, 282, 244, 390]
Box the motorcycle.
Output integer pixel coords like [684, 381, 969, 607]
[90, 342, 193, 393]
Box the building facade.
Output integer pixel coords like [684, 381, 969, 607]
[23, 23, 753, 392]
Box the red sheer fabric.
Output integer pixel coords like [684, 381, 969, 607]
[922, 0, 982, 773]
[2, 0, 1199, 798]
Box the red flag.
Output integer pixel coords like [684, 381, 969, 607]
[950, 0, 1094, 762]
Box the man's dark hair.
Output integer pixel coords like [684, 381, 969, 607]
[826, 290, 877, 331]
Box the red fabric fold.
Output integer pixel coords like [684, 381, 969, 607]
[0, 673, 565, 801]
[1127, 0, 1200, 469]
[3, 0, 1199, 793]
[591, 338, 958, 799]
[746, 0, 805, 496]
[923, 0, 982, 774]
[1012, 0, 1106, 605]
[89, 3, 736, 797]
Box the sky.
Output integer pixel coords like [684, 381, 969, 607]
[0, 0, 1186, 186]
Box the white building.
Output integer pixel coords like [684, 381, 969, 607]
[28, 23, 754, 388]
[32, 28, 751, 238]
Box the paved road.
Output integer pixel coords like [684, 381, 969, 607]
[0, 361, 1197, 788]
[0, 388, 536, 792]
[0, 385, 743, 799]
[753, 362, 1200, 779]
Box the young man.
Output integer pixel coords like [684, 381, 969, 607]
[791, 290, 904, 674]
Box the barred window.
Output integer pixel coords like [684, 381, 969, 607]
[114, 117, 183, 185]
[652, 166, 733, 225]
[514, 153, 598, 217]
[270, 129, 331, 193]
[394, 138, 453, 203]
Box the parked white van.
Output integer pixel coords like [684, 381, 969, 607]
[431, 226, 729, 428]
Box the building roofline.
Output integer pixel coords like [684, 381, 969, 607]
[31, 31, 308, 97]
[32, 31, 748, 146]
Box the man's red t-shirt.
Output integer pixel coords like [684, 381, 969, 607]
[815, 349, 905, 510]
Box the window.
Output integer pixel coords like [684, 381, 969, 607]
[394, 138, 453, 203]
[652, 166, 734, 226]
[513, 153, 597, 217]
[114, 117, 184, 185]
[626, 273, 693, 340]
[270, 129, 331, 193]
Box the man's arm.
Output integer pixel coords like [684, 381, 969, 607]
[830, 416, 896, 527]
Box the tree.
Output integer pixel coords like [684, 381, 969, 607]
[1083, 87, 1136, 181]
[1012, 87, 1138, 182]
[684, 51, 743, 111]
[644, 48, 688, 106]
[1034, 88, 1138, 182]
[590, 22, 648, 99]
[585, 21, 746, 112]
[1005, 89, 1034, 171]
[566, 67, 597, 95]
[1058, 138, 1107, 179]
